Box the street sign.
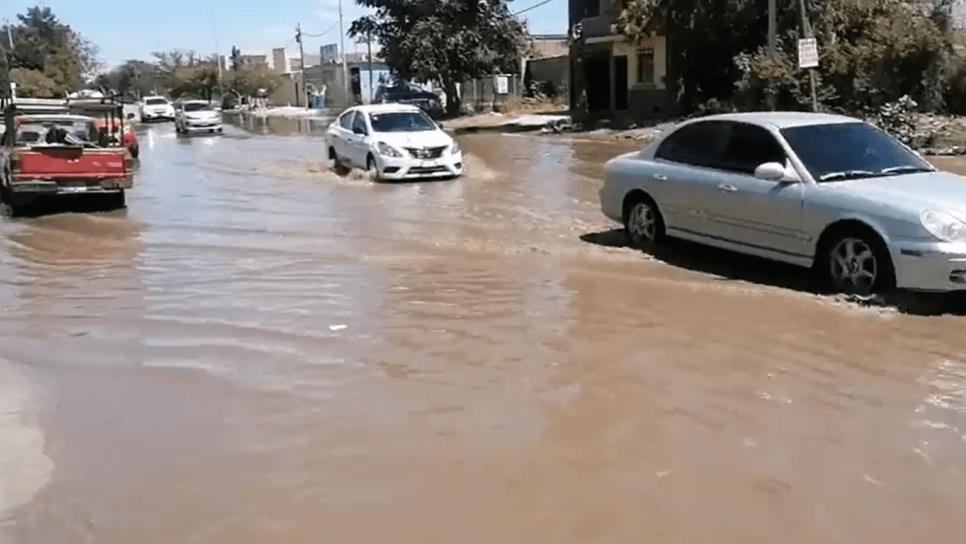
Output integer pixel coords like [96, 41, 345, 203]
[798, 38, 819, 69]
[495, 76, 509, 95]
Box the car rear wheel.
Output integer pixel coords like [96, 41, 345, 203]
[330, 148, 349, 175]
[130, 144, 140, 159]
[824, 233, 895, 298]
[624, 196, 665, 248]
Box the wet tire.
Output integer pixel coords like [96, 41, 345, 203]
[623, 195, 665, 248]
[366, 155, 381, 182]
[130, 144, 140, 159]
[331, 150, 349, 176]
[106, 191, 126, 210]
[821, 230, 895, 298]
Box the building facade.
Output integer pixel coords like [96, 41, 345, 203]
[569, 0, 670, 121]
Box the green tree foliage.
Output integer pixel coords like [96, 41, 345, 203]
[1, 6, 99, 97]
[227, 65, 283, 98]
[350, 0, 527, 115]
[618, 0, 954, 113]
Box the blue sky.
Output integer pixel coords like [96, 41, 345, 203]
[6, 0, 567, 69]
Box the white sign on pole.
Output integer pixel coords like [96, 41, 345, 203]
[495, 76, 509, 95]
[798, 38, 819, 69]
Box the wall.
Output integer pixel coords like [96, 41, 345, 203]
[527, 56, 570, 99]
[612, 35, 667, 91]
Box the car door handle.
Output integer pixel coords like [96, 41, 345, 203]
[718, 183, 738, 193]
[653, 174, 668, 181]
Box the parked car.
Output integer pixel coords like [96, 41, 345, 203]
[175, 101, 223, 134]
[325, 104, 462, 181]
[599, 112, 966, 296]
[373, 83, 443, 116]
[139, 96, 175, 122]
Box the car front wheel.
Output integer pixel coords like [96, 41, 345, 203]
[824, 233, 895, 298]
[624, 196, 665, 248]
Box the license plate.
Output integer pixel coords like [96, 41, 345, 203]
[61, 185, 88, 194]
[420, 160, 439, 167]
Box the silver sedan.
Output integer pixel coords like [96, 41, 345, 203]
[599, 112, 966, 296]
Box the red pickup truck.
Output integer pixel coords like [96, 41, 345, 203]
[0, 99, 133, 213]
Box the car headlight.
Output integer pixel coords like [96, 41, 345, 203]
[450, 141, 461, 155]
[921, 209, 966, 243]
[377, 141, 402, 157]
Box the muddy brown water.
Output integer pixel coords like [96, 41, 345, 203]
[2, 122, 966, 543]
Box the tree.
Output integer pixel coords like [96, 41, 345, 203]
[1, 6, 100, 96]
[227, 65, 283, 98]
[350, 0, 527, 115]
[9, 68, 58, 97]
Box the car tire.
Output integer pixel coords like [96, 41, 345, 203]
[821, 230, 896, 298]
[366, 155, 381, 182]
[130, 144, 140, 159]
[330, 148, 349, 175]
[623, 194, 665, 248]
[106, 191, 126, 210]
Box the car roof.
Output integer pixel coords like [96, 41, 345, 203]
[350, 103, 424, 115]
[691, 111, 859, 129]
[143, 96, 169, 100]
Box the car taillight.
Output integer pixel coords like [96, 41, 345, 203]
[10, 156, 20, 173]
[124, 155, 133, 170]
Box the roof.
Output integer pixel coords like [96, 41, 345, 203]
[350, 103, 424, 114]
[695, 111, 858, 129]
[17, 114, 94, 123]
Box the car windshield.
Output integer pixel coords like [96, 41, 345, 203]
[146, 98, 168, 105]
[369, 111, 436, 132]
[184, 103, 211, 112]
[781, 122, 932, 182]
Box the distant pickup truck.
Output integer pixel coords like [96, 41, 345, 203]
[0, 98, 133, 213]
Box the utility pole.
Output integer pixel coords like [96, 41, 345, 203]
[5, 22, 13, 50]
[338, 0, 350, 104]
[296, 23, 307, 108]
[767, 0, 777, 110]
[798, 0, 818, 112]
[366, 30, 373, 104]
[212, 11, 224, 104]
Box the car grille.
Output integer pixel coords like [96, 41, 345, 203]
[409, 166, 449, 175]
[405, 146, 446, 159]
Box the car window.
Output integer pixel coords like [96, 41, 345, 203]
[656, 121, 731, 169]
[370, 112, 436, 133]
[782, 122, 931, 182]
[184, 103, 210, 112]
[719, 122, 786, 174]
[339, 111, 355, 130]
[145, 98, 167, 105]
[352, 113, 368, 135]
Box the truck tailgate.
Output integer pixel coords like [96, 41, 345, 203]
[14, 147, 129, 180]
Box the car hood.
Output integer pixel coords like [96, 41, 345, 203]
[833, 171, 966, 216]
[373, 130, 452, 149]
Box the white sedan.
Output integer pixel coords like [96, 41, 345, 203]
[599, 112, 966, 296]
[139, 96, 175, 122]
[326, 104, 462, 181]
[175, 101, 223, 134]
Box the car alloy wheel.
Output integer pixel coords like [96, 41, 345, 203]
[626, 200, 662, 246]
[828, 237, 879, 297]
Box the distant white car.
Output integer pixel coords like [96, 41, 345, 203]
[139, 96, 175, 122]
[175, 101, 223, 134]
[325, 104, 462, 181]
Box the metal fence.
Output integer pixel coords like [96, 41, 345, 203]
[460, 74, 522, 113]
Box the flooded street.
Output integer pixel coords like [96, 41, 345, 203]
[3, 120, 966, 543]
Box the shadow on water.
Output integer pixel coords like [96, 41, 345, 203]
[5, 194, 128, 218]
[580, 228, 966, 316]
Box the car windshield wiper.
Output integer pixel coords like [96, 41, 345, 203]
[879, 165, 933, 175]
[819, 170, 876, 182]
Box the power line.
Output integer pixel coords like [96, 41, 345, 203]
[304, 21, 340, 38]
[512, 0, 556, 16]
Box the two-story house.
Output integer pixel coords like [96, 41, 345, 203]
[569, 0, 670, 120]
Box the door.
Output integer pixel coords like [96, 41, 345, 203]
[346, 112, 371, 167]
[653, 121, 733, 234]
[584, 55, 610, 112]
[332, 110, 355, 160]
[613, 56, 628, 111]
[707, 122, 807, 258]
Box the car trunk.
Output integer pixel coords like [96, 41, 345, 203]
[10, 146, 132, 192]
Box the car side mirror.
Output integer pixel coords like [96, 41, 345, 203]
[437, 122, 445, 129]
[754, 161, 800, 183]
[353, 127, 367, 136]
[126, 113, 135, 120]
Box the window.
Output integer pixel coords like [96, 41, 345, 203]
[637, 48, 655, 86]
[370, 111, 436, 133]
[184, 103, 211, 112]
[582, 0, 600, 18]
[719, 123, 786, 174]
[145, 98, 168, 105]
[655, 121, 731, 169]
[782, 122, 931, 182]
[339, 111, 354, 130]
[352, 112, 368, 135]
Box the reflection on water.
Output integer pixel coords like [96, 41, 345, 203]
[2, 124, 966, 543]
[225, 111, 335, 137]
